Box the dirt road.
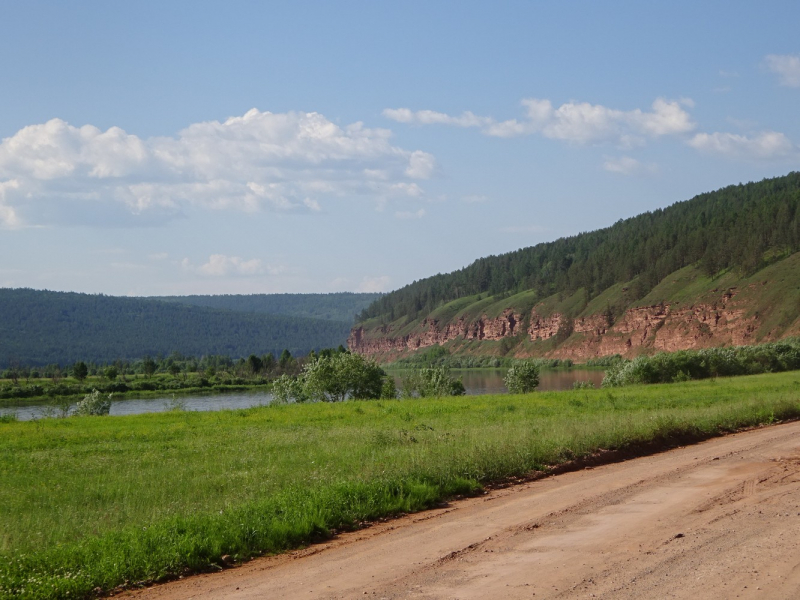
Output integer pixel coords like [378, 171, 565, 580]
[129, 421, 800, 599]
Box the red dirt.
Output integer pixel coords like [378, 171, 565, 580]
[126, 421, 800, 599]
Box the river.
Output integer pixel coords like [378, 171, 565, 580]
[1, 369, 605, 421]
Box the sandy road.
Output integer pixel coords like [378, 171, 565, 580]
[129, 421, 800, 600]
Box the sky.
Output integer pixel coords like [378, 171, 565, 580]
[0, 0, 798, 296]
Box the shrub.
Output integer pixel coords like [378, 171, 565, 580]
[601, 339, 800, 387]
[74, 389, 112, 416]
[271, 374, 309, 405]
[503, 361, 540, 394]
[401, 366, 466, 398]
[303, 352, 385, 402]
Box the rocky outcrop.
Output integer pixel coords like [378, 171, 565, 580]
[350, 287, 768, 361]
[348, 310, 523, 358]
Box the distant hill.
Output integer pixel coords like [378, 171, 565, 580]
[352, 172, 800, 361]
[0, 289, 353, 367]
[152, 292, 381, 323]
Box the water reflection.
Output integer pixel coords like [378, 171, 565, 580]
[2, 369, 605, 421]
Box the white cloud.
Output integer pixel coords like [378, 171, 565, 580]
[461, 194, 489, 204]
[181, 254, 284, 277]
[148, 252, 169, 260]
[303, 198, 322, 212]
[688, 131, 796, 160]
[603, 156, 658, 176]
[382, 108, 491, 128]
[394, 208, 426, 220]
[0, 179, 20, 228]
[356, 275, 391, 293]
[385, 97, 695, 146]
[764, 54, 800, 88]
[0, 109, 436, 227]
[405, 150, 436, 179]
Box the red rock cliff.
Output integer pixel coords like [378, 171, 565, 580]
[349, 287, 767, 361]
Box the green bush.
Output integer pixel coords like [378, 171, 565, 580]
[401, 366, 466, 398]
[602, 339, 800, 387]
[504, 361, 540, 394]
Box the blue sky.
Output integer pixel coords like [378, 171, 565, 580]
[0, 1, 798, 296]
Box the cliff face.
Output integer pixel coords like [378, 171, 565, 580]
[349, 309, 523, 357]
[349, 287, 769, 362]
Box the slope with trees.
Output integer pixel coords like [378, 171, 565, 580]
[0, 289, 353, 367]
[152, 292, 381, 323]
[352, 173, 800, 361]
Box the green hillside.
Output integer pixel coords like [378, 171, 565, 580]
[153, 292, 381, 323]
[0, 289, 352, 367]
[359, 172, 800, 326]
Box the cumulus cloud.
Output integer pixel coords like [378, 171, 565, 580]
[181, 254, 284, 277]
[764, 54, 800, 88]
[384, 97, 695, 146]
[356, 275, 391, 293]
[603, 156, 658, 176]
[0, 109, 436, 227]
[687, 131, 796, 160]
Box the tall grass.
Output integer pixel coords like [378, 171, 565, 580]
[1, 371, 799, 599]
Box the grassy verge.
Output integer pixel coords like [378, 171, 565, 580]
[1, 371, 799, 598]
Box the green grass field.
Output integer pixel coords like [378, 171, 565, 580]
[2, 371, 799, 599]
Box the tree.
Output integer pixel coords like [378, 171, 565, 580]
[262, 353, 276, 373]
[142, 356, 157, 378]
[504, 361, 540, 394]
[73, 361, 89, 382]
[279, 349, 292, 370]
[168, 363, 181, 378]
[104, 366, 119, 380]
[247, 354, 263, 376]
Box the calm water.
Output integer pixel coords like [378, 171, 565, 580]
[2, 369, 605, 421]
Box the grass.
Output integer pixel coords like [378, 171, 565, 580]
[1, 371, 799, 598]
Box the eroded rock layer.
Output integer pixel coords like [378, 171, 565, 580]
[349, 287, 771, 362]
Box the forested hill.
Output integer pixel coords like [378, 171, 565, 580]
[0, 289, 352, 366]
[359, 172, 800, 324]
[153, 292, 381, 323]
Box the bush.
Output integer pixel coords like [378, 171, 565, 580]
[74, 389, 112, 416]
[601, 339, 800, 387]
[503, 361, 540, 394]
[303, 352, 385, 402]
[271, 374, 309, 405]
[401, 366, 466, 398]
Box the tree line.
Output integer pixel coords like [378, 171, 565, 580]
[0, 289, 354, 367]
[152, 292, 381, 323]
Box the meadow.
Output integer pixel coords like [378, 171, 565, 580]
[1, 371, 799, 598]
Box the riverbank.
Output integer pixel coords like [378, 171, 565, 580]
[1, 371, 799, 598]
[0, 374, 273, 406]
